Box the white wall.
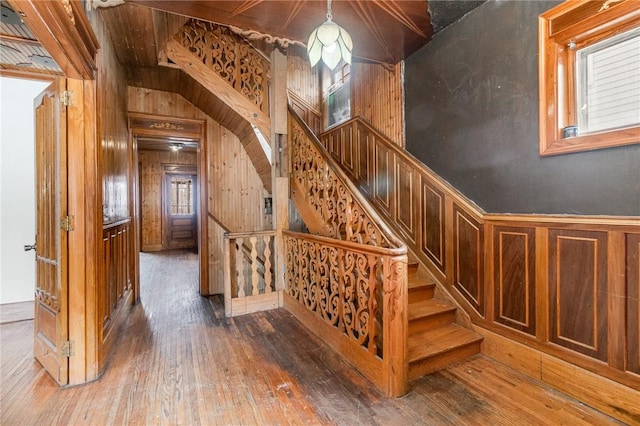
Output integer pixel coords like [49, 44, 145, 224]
[0, 77, 49, 304]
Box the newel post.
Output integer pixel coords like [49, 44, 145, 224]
[383, 255, 408, 397]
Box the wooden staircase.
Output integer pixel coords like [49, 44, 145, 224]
[406, 260, 483, 380]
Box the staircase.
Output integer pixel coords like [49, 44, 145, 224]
[406, 259, 483, 380]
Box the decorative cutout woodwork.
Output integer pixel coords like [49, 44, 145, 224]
[179, 20, 270, 115]
[290, 118, 392, 248]
[548, 229, 608, 361]
[494, 226, 536, 335]
[284, 231, 406, 364]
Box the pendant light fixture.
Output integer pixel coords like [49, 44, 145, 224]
[307, 0, 353, 70]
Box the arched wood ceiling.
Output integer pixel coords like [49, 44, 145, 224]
[128, 0, 433, 64]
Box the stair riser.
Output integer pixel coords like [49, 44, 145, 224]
[408, 342, 482, 380]
[408, 287, 435, 303]
[408, 311, 456, 334]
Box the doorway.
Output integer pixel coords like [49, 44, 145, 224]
[129, 113, 209, 297]
[164, 168, 198, 251]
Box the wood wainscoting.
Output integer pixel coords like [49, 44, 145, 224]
[99, 219, 133, 369]
[319, 116, 640, 424]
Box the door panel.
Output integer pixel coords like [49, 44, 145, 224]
[33, 78, 68, 385]
[165, 173, 197, 250]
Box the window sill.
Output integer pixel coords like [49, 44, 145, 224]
[540, 125, 640, 156]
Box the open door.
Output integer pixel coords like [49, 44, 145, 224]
[32, 78, 69, 385]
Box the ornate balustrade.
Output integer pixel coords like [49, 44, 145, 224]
[286, 108, 408, 397]
[223, 230, 277, 317]
[178, 20, 270, 115]
[283, 231, 407, 396]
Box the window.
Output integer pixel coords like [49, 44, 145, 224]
[324, 63, 351, 129]
[170, 176, 194, 215]
[539, 0, 640, 155]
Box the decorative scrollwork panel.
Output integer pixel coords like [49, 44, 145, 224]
[179, 20, 270, 114]
[290, 120, 391, 248]
[285, 234, 394, 357]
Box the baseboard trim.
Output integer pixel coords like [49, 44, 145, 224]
[476, 326, 640, 424]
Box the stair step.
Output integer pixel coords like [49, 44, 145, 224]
[407, 260, 419, 278]
[408, 324, 483, 380]
[408, 299, 456, 333]
[408, 278, 435, 303]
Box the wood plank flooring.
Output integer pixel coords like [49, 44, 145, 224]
[0, 250, 622, 425]
[0, 301, 34, 324]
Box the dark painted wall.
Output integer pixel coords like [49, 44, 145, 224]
[405, 0, 640, 215]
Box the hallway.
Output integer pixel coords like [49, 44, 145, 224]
[1, 251, 620, 425]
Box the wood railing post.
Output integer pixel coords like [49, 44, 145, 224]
[383, 256, 408, 397]
[263, 235, 272, 293]
[236, 237, 245, 298]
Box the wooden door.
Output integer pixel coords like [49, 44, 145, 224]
[165, 173, 197, 250]
[33, 78, 69, 385]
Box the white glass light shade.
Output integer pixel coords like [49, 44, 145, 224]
[307, 19, 353, 70]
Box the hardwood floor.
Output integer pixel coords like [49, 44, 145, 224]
[0, 250, 621, 425]
[0, 301, 33, 324]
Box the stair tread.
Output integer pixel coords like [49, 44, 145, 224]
[408, 299, 455, 320]
[408, 324, 483, 362]
[408, 277, 435, 290]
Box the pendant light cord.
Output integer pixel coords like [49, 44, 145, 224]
[326, 0, 333, 21]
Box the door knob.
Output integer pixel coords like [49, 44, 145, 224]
[24, 244, 36, 251]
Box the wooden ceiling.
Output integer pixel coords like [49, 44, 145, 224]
[127, 0, 432, 65]
[0, 0, 485, 81]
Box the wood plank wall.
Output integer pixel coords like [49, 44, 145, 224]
[89, 11, 134, 374]
[128, 87, 270, 294]
[320, 119, 640, 406]
[287, 46, 322, 135]
[138, 150, 197, 251]
[351, 61, 404, 147]
[286, 47, 403, 147]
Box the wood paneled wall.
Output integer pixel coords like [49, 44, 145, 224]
[128, 87, 270, 293]
[286, 48, 403, 147]
[89, 10, 134, 376]
[92, 14, 129, 221]
[100, 220, 132, 368]
[286, 46, 320, 111]
[138, 150, 197, 251]
[319, 118, 640, 405]
[351, 61, 404, 147]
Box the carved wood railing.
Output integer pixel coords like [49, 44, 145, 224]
[319, 116, 640, 401]
[287, 108, 408, 397]
[283, 231, 407, 397]
[223, 230, 277, 317]
[178, 20, 270, 115]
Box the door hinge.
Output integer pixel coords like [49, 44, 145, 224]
[60, 215, 75, 232]
[61, 340, 75, 357]
[61, 90, 73, 107]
